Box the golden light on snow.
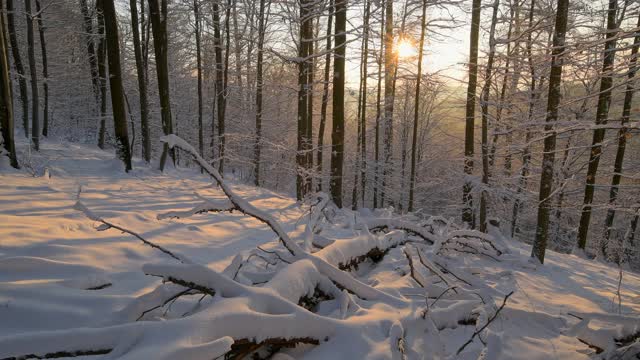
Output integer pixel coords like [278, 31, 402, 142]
[396, 38, 417, 59]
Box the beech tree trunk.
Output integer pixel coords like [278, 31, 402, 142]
[0, 3, 19, 168]
[531, 0, 569, 264]
[148, 0, 174, 171]
[330, 0, 346, 207]
[381, 0, 395, 207]
[130, 0, 150, 161]
[211, 0, 223, 166]
[97, 3, 107, 149]
[316, 0, 333, 192]
[193, 0, 203, 158]
[478, 0, 500, 233]
[6, 0, 28, 138]
[601, 11, 640, 259]
[297, 0, 314, 199]
[79, 0, 100, 108]
[99, 0, 132, 171]
[462, 0, 481, 228]
[576, 0, 620, 254]
[253, 0, 267, 186]
[25, 0, 39, 150]
[373, 2, 384, 208]
[352, 0, 369, 209]
[408, 0, 426, 212]
[219, 0, 231, 175]
[34, 0, 48, 137]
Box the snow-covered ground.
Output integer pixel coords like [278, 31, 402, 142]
[1, 140, 638, 359]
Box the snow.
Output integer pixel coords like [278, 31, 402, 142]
[0, 139, 639, 359]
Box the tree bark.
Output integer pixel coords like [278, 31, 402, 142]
[24, 0, 39, 150]
[211, 0, 223, 167]
[352, 0, 369, 209]
[5, 0, 28, 138]
[381, 0, 395, 207]
[253, 0, 267, 186]
[408, 0, 426, 212]
[219, 0, 231, 175]
[462, 0, 481, 227]
[131, 0, 150, 161]
[79, 0, 100, 108]
[97, 2, 107, 149]
[34, 0, 48, 137]
[601, 11, 640, 258]
[297, 0, 312, 200]
[576, 0, 620, 253]
[148, 0, 174, 171]
[373, 2, 384, 208]
[99, 0, 132, 171]
[316, 0, 333, 192]
[478, 0, 500, 233]
[330, 0, 346, 207]
[511, 0, 538, 237]
[531, 0, 569, 264]
[0, 2, 19, 168]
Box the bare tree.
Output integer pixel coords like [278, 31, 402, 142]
[316, 0, 333, 192]
[531, 0, 569, 264]
[462, 0, 481, 228]
[24, 0, 39, 150]
[131, 0, 150, 161]
[5, 0, 28, 137]
[408, 0, 426, 212]
[0, 1, 18, 168]
[330, 0, 346, 207]
[148, 0, 174, 171]
[576, 0, 621, 255]
[34, 0, 48, 137]
[98, 0, 132, 171]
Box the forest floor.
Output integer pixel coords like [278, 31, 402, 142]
[0, 139, 639, 359]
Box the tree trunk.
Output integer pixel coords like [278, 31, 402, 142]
[193, 0, 203, 158]
[373, 2, 384, 208]
[253, 0, 267, 186]
[24, 0, 39, 150]
[98, 0, 132, 171]
[6, 0, 28, 138]
[297, 0, 313, 200]
[531, 0, 569, 264]
[0, 3, 19, 168]
[381, 0, 395, 207]
[130, 0, 150, 161]
[219, 0, 231, 175]
[79, 0, 100, 108]
[478, 0, 500, 233]
[148, 0, 174, 171]
[330, 0, 346, 207]
[352, 0, 369, 209]
[576, 0, 620, 254]
[316, 0, 333, 192]
[462, 0, 481, 227]
[511, 0, 537, 238]
[408, 0, 426, 212]
[34, 0, 48, 137]
[211, 0, 223, 167]
[97, 2, 107, 149]
[602, 11, 640, 259]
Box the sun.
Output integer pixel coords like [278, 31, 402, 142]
[396, 38, 417, 59]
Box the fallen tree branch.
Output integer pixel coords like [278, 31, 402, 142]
[1, 348, 112, 360]
[74, 201, 191, 264]
[456, 291, 514, 355]
[156, 199, 236, 220]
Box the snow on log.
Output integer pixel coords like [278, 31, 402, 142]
[156, 199, 235, 220]
[363, 218, 438, 244]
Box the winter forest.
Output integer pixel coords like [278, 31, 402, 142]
[1, 0, 640, 357]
